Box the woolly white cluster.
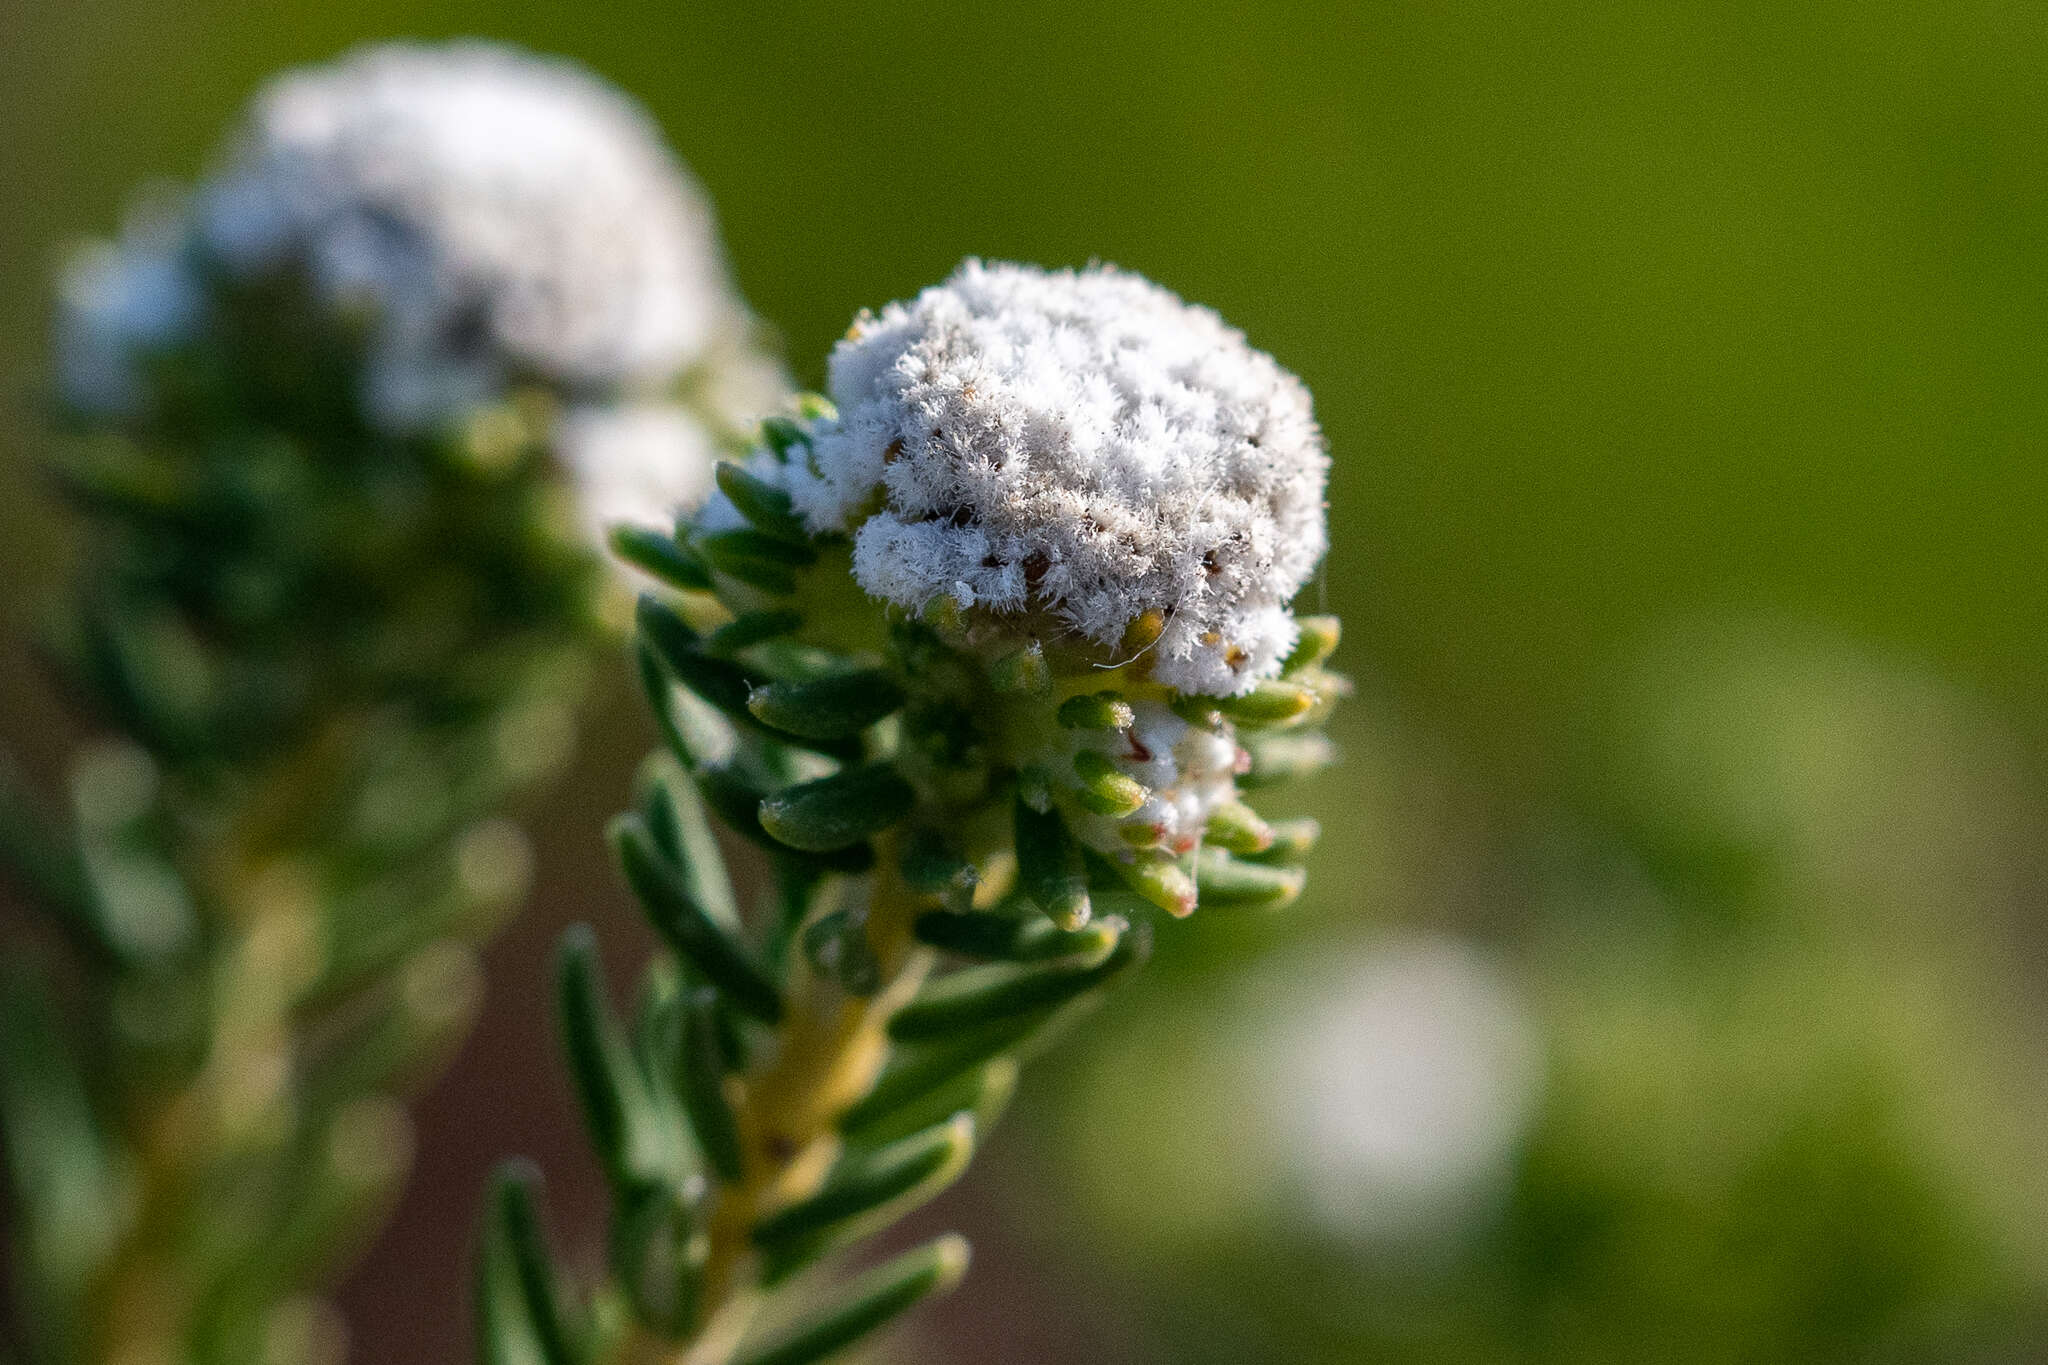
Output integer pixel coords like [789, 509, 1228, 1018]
[761, 260, 1328, 695]
[53, 195, 202, 421]
[1071, 703, 1247, 858]
[195, 40, 763, 433]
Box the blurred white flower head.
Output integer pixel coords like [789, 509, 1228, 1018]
[1254, 934, 1542, 1247]
[197, 40, 753, 432]
[746, 260, 1329, 696]
[553, 402, 720, 548]
[55, 42, 786, 555]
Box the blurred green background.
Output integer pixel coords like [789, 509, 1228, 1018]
[4, 1, 2046, 1361]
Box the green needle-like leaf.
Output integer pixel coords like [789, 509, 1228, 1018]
[635, 592, 701, 668]
[0, 961, 125, 1287]
[638, 759, 740, 930]
[555, 926, 656, 1190]
[843, 1058, 1018, 1152]
[760, 415, 812, 460]
[714, 461, 807, 543]
[734, 1235, 971, 1365]
[839, 1015, 1044, 1140]
[639, 598, 758, 719]
[612, 817, 784, 1024]
[757, 764, 914, 853]
[1014, 795, 1090, 929]
[912, 909, 1111, 962]
[478, 1162, 578, 1365]
[700, 527, 816, 569]
[747, 671, 904, 742]
[704, 610, 804, 656]
[610, 1181, 705, 1340]
[752, 1115, 974, 1280]
[0, 756, 110, 963]
[888, 922, 1129, 1042]
[672, 988, 744, 1183]
[609, 525, 712, 593]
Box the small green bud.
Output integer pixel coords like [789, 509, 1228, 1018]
[899, 834, 978, 902]
[1203, 799, 1275, 855]
[1239, 731, 1336, 788]
[1213, 679, 1317, 728]
[1250, 817, 1321, 864]
[1281, 616, 1342, 676]
[1120, 609, 1166, 656]
[1056, 691, 1135, 731]
[802, 909, 883, 996]
[987, 643, 1051, 695]
[1194, 846, 1306, 909]
[1117, 855, 1198, 918]
[1070, 750, 1147, 818]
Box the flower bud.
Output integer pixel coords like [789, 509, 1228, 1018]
[707, 260, 1329, 696]
[657, 261, 1341, 922]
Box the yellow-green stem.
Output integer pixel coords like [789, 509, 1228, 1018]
[620, 838, 932, 1365]
[85, 723, 359, 1365]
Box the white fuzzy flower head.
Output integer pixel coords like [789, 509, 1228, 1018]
[779, 260, 1329, 696]
[197, 40, 755, 433]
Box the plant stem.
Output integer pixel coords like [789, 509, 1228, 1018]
[623, 840, 932, 1365]
[84, 725, 357, 1365]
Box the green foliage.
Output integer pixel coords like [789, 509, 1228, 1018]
[0, 208, 618, 1363]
